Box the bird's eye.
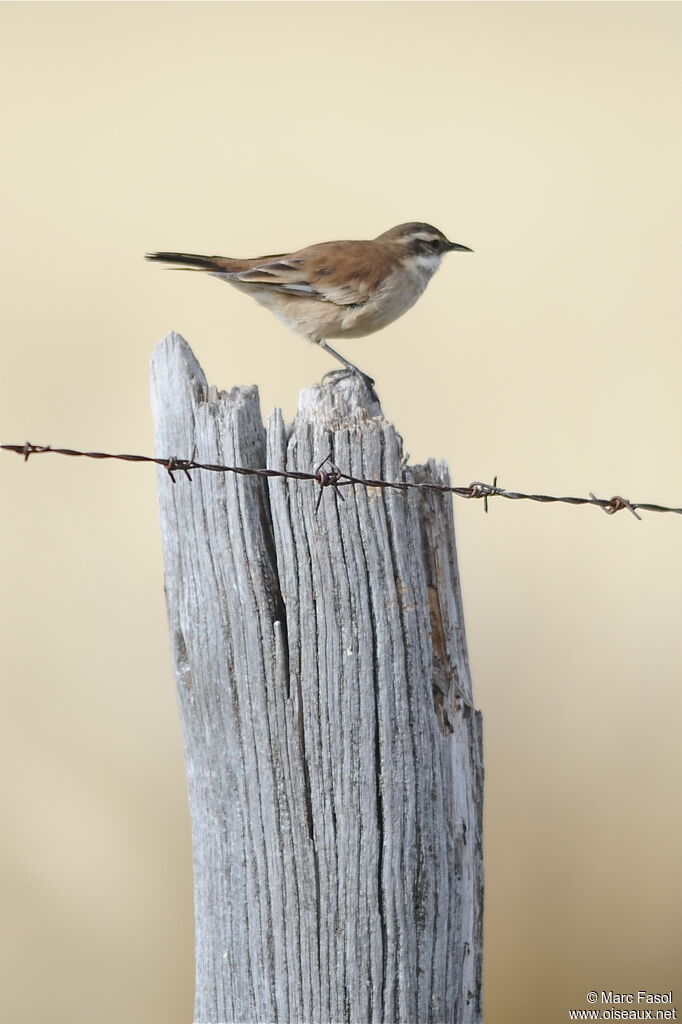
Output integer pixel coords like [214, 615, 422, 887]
[429, 238, 442, 250]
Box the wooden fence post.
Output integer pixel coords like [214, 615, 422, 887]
[150, 332, 484, 1024]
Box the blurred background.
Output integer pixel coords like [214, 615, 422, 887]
[1, 3, 681, 1022]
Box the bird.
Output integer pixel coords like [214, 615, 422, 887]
[146, 223, 472, 386]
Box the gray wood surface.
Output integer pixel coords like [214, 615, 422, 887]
[150, 332, 483, 1024]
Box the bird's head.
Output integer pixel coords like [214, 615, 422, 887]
[378, 222, 472, 274]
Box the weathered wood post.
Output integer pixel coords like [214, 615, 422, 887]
[150, 332, 483, 1024]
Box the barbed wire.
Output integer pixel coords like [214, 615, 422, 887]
[2, 442, 681, 521]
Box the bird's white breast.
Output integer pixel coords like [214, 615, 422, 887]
[335, 254, 443, 338]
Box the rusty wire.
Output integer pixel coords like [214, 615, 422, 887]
[2, 442, 681, 521]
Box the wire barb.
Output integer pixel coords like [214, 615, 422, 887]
[314, 454, 346, 513]
[589, 492, 642, 521]
[2, 441, 681, 520]
[467, 477, 499, 514]
[165, 445, 196, 483]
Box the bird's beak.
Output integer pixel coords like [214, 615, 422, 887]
[446, 241, 473, 253]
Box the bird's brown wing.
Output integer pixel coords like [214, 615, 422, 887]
[225, 240, 393, 307]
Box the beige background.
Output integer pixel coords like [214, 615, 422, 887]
[1, 2, 681, 1022]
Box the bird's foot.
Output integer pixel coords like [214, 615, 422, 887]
[322, 366, 377, 393]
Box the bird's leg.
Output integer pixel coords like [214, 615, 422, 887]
[314, 338, 376, 389]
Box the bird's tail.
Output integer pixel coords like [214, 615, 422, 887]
[145, 252, 234, 272]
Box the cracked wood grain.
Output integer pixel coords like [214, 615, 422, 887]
[151, 332, 483, 1024]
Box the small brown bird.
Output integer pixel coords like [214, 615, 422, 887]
[146, 223, 472, 385]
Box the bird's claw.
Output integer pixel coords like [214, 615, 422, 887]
[322, 367, 376, 392]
